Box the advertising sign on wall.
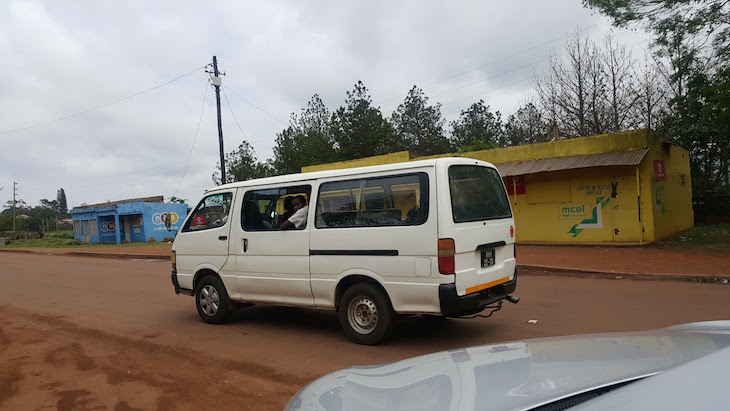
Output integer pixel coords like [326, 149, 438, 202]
[654, 160, 667, 181]
[558, 203, 592, 220]
[99, 216, 116, 243]
[504, 176, 526, 195]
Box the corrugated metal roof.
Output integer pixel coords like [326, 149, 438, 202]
[496, 148, 649, 177]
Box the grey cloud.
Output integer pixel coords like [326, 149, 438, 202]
[0, 0, 650, 208]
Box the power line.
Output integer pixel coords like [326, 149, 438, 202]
[48, 165, 214, 196]
[377, 21, 609, 106]
[222, 85, 288, 126]
[21, 81, 213, 202]
[22, 161, 215, 192]
[21, 155, 220, 189]
[222, 88, 262, 162]
[0, 65, 207, 136]
[442, 76, 534, 106]
[431, 57, 549, 100]
[170, 79, 211, 200]
[440, 38, 650, 107]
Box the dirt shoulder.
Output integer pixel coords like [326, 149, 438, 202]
[0, 244, 172, 258]
[2, 242, 730, 278]
[517, 244, 730, 277]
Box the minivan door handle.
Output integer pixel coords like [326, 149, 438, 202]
[243, 238, 248, 252]
[218, 236, 228, 241]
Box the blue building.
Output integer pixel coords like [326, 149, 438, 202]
[70, 196, 188, 244]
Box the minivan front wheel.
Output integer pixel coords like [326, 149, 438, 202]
[195, 275, 232, 324]
[339, 283, 395, 345]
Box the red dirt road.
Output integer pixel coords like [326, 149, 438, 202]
[517, 245, 730, 276]
[7, 242, 730, 277]
[1, 253, 729, 410]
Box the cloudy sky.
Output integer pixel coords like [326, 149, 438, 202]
[0, 1, 651, 209]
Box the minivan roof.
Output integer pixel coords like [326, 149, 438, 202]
[207, 157, 496, 192]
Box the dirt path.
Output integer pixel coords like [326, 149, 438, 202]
[517, 244, 730, 276]
[6, 242, 730, 277]
[1, 253, 729, 410]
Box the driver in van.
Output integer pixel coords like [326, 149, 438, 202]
[280, 195, 308, 230]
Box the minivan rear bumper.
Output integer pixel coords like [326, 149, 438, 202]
[171, 270, 194, 296]
[439, 269, 517, 317]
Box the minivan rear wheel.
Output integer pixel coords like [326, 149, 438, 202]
[195, 275, 232, 324]
[339, 283, 395, 345]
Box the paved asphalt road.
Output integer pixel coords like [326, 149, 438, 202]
[1, 253, 728, 410]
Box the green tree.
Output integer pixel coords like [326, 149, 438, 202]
[583, 1, 729, 59]
[504, 102, 551, 146]
[584, 0, 728, 99]
[272, 125, 300, 175]
[331, 81, 397, 160]
[3, 199, 29, 210]
[56, 188, 68, 215]
[450, 100, 504, 151]
[0, 208, 28, 232]
[213, 141, 273, 184]
[0, 209, 13, 232]
[390, 86, 451, 156]
[39, 198, 60, 213]
[26, 206, 59, 233]
[660, 68, 730, 192]
[273, 94, 337, 174]
[586, 0, 730, 194]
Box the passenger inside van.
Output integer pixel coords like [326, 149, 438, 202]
[280, 195, 308, 230]
[242, 201, 271, 230]
[278, 196, 295, 227]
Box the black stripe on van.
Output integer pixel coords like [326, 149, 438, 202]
[476, 241, 507, 250]
[310, 250, 399, 256]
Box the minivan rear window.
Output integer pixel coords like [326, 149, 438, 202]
[315, 173, 428, 228]
[448, 165, 511, 222]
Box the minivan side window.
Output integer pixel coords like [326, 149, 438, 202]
[242, 185, 311, 231]
[182, 192, 233, 232]
[315, 173, 428, 228]
[449, 165, 511, 223]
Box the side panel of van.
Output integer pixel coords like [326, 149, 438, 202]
[231, 184, 315, 307]
[174, 189, 238, 292]
[436, 161, 516, 297]
[309, 167, 448, 313]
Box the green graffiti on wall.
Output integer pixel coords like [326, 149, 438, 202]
[568, 197, 611, 237]
[652, 179, 666, 215]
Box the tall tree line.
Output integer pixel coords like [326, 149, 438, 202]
[0, 187, 70, 233]
[216, 83, 515, 182]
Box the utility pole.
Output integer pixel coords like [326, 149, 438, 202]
[13, 182, 17, 232]
[207, 56, 227, 184]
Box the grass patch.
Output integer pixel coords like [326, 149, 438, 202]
[5, 237, 81, 248]
[4, 233, 173, 249]
[43, 230, 75, 239]
[655, 224, 730, 252]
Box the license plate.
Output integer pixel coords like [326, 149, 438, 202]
[481, 248, 495, 268]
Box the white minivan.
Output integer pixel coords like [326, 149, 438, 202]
[171, 157, 518, 345]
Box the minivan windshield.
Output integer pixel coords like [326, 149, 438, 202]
[448, 165, 511, 222]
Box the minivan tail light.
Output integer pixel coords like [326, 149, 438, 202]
[438, 238, 455, 274]
[171, 250, 176, 270]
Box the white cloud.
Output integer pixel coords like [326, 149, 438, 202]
[0, 0, 652, 208]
